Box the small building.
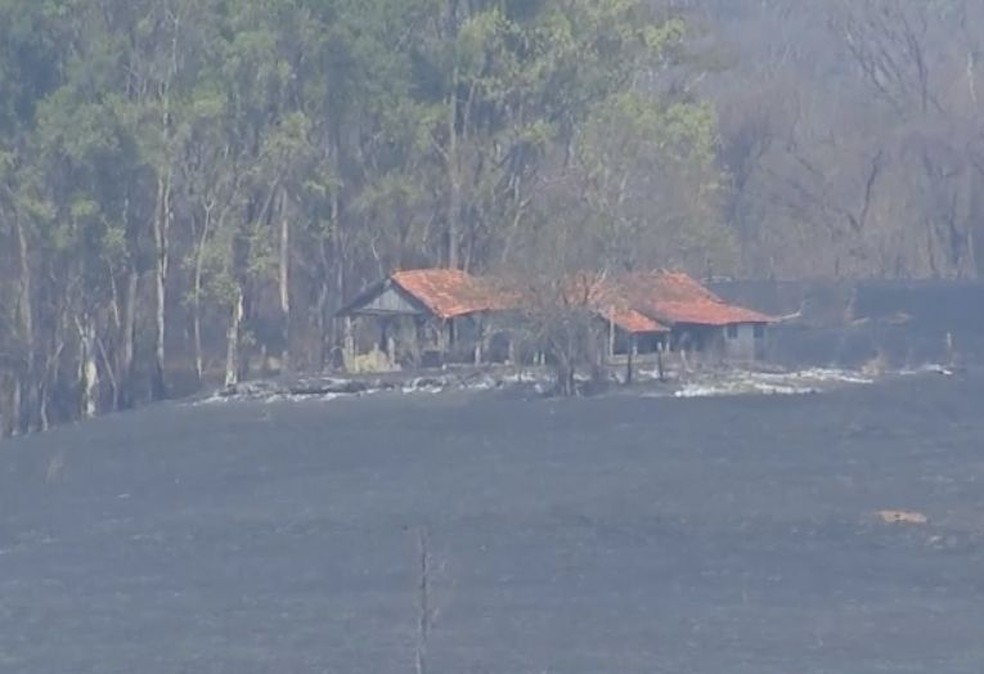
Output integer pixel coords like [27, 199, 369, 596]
[336, 269, 512, 369]
[619, 271, 774, 362]
[336, 268, 774, 373]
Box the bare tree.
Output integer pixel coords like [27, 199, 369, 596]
[415, 526, 431, 674]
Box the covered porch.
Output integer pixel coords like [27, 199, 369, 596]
[335, 269, 512, 372]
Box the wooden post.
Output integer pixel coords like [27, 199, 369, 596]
[413, 317, 425, 367]
[626, 334, 636, 385]
[343, 316, 355, 371]
[445, 318, 458, 361]
[608, 310, 615, 362]
[386, 325, 396, 368]
[437, 319, 449, 368]
[657, 341, 665, 382]
[381, 319, 396, 367]
[474, 315, 484, 365]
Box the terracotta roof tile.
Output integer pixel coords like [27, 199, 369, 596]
[619, 271, 773, 326]
[391, 269, 511, 320]
[601, 306, 668, 334]
[557, 275, 670, 333]
[640, 299, 772, 326]
[345, 268, 772, 327]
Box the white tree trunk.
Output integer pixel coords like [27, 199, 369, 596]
[279, 195, 290, 371]
[152, 170, 172, 399]
[151, 12, 178, 399]
[15, 214, 36, 432]
[192, 203, 213, 385]
[224, 286, 245, 387]
[77, 316, 99, 419]
[446, 65, 460, 270]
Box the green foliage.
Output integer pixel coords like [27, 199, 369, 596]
[0, 0, 732, 430]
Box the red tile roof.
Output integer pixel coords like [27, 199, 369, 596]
[622, 271, 722, 303]
[390, 269, 512, 320]
[638, 299, 772, 326]
[521, 274, 668, 333]
[554, 274, 669, 333]
[343, 268, 771, 327]
[619, 271, 774, 326]
[601, 306, 668, 334]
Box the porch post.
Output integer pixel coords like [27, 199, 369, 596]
[343, 316, 355, 371]
[382, 318, 396, 367]
[657, 341, 665, 382]
[608, 309, 615, 362]
[474, 315, 484, 365]
[413, 316, 425, 367]
[437, 319, 449, 367]
[626, 334, 636, 385]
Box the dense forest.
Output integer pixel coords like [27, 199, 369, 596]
[1, 0, 982, 434]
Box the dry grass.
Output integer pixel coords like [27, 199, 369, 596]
[347, 347, 400, 374]
[861, 349, 889, 377]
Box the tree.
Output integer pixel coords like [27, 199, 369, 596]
[0, 0, 739, 425]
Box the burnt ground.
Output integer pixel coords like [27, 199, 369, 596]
[2, 372, 984, 672]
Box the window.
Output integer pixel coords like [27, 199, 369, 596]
[726, 324, 738, 339]
[753, 324, 765, 339]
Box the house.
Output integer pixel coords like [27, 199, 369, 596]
[618, 271, 774, 362]
[336, 269, 513, 369]
[566, 270, 771, 361]
[336, 268, 773, 373]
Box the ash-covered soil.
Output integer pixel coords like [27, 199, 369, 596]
[1, 370, 983, 672]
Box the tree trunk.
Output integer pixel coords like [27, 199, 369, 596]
[151, 16, 179, 400]
[238, 284, 253, 384]
[97, 336, 118, 413]
[38, 319, 66, 433]
[151, 169, 172, 401]
[15, 214, 37, 433]
[316, 276, 329, 370]
[1, 375, 20, 438]
[224, 285, 245, 388]
[324, 121, 344, 370]
[76, 315, 99, 420]
[278, 188, 291, 372]
[446, 64, 461, 270]
[333, 248, 345, 366]
[192, 294, 204, 385]
[119, 269, 138, 409]
[37, 381, 49, 432]
[192, 203, 213, 387]
[315, 206, 335, 371]
[343, 316, 355, 371]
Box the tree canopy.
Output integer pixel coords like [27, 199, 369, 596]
[3, 0, 983, 432]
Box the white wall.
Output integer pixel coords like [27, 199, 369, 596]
[723, 323, 766, 361]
